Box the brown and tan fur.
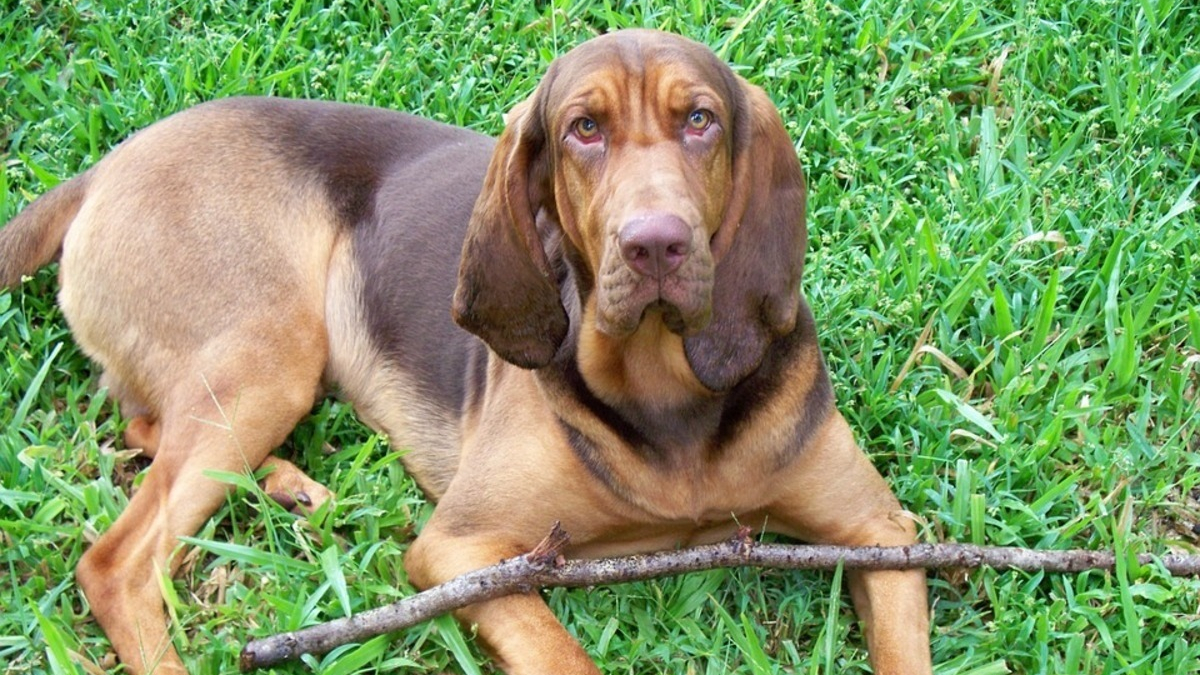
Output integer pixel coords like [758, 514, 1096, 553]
[0, 30, 931, 674]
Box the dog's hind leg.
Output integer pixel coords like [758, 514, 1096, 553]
[75, 312, 327, 674]
[123, 417, 331, 515]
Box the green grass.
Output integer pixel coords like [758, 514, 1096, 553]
[2, 0, 1198, 673]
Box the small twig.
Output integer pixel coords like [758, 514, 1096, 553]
[526, 521, 571, 567]
[240, 527, 1200, 670]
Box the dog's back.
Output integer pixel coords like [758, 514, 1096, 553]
[2, 99, 493, 482]
[306, 100, 498, 494]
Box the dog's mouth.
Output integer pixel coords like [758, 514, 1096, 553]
[651, 298, 710, 335]
[594, 268, 713, 338]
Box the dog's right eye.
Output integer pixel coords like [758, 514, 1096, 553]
[572, 117, 601, 143]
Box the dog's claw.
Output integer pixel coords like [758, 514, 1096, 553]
[268, 492, 298, 512]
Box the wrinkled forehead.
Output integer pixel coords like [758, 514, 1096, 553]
[542, 30, 741, 116]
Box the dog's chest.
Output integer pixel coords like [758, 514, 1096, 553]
[565, 411, 799, 522]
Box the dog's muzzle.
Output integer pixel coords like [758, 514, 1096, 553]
[595, 212, 713, 337]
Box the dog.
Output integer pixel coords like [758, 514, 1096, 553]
[0, 29, 931, 674]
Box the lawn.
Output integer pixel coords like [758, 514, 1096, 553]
[2, 0, 1198, 673]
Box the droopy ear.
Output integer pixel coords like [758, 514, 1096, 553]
[452, 94, 568, 369]
[684, 80, 807, 391]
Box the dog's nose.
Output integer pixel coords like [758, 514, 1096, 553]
[619, 214, 692, 280]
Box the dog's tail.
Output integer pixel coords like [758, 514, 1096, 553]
[0, 170, 92, 289]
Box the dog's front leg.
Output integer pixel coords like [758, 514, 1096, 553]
[767, 412, 932, 675]
[405, 521, 601, 674]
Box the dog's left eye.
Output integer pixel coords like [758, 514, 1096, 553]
[686, 109, 713, 132]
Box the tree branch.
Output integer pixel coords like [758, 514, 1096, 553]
[240, 523, 1199, 670]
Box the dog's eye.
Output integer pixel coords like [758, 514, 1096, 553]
[573, 117, 601, 141]
[686, 109, 713, 132]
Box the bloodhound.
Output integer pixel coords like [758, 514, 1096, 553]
[0, 29, 931, 674]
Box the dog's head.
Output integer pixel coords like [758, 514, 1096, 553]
[453, 29, 806, 392]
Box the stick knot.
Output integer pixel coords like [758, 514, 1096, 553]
[526, 521, 571, 568]
[730, 525, 755, 557]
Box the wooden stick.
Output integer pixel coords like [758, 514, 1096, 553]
[239, 523, 1199, 670]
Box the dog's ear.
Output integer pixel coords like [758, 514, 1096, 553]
[453, 93, 568, 369]
[685, 80, 807, 391]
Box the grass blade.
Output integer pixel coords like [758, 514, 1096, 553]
[935, 389, 1005, 442]
[320, 545, 353, 619]
[9, 342, 62, 434]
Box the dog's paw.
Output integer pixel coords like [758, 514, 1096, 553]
[259, 457, 334, 515]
